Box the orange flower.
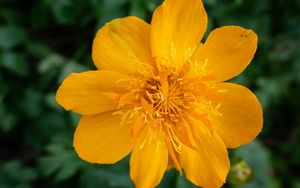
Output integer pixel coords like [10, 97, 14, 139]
[56, 0, 263, 187]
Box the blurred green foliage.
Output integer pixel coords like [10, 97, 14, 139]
[0, 0, 299, 187]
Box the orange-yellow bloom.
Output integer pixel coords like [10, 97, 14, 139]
[56, 0, 263, 187]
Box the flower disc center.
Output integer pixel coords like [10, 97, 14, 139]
[141, 72, 192, 123]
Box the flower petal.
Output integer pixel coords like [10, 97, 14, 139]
[151, 0, 207, 69]
[130, 127, 168, 188]
[74, 112, 133, 164]
[92, 16, 151, 74]
[192, 26, 258, 82]
[209, 82, 263, 148]
[180, 125, 230, 188]
[56, 70, 130, 115]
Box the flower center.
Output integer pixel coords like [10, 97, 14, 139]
[140, 71, 195, 125]
[114, 63, 224, 172]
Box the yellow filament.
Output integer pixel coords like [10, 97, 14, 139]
[113, 52, 225, 173]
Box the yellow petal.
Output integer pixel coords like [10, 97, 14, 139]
[170, 120, 197, 151]
[180, 125, 230, 188]
[192, 26, 258, 82]
[151, 0, 207, 69]
[164, 133, 182, 173]
[130, 127, 168, 188]
[92, 16, 151, 74]
[73, 111, 133, 164]
[209, 82, 263, 148]
[56, 70, 129, 115]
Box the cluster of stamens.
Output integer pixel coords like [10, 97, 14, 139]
[113, 56, 225, 169]
[138, 72, 195, 125]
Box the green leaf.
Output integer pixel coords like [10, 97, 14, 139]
[58, 60, 89, 83]
[54, 156, 82, 182]
[69, 112, 80, 127]
[0, 26, 27, 49]
[39, 151, 75, 177]
[38, 53, 65, 74]
[79, 167, 133, 188]
[37, 53, 66, 86]
[26, 41, 52, 58]
[233, 140, 273, 188]
[38, 131, 82, 182]
[129, 0, 147, 18]
[0, 51, 28, 76]
[0, 93, 11, 132]
[96, 0, 129, 27]
[19, 88, 43, 118]
[45, 92, 62, 111]
[175, 172, 198, 188]
[44, 0, 93, 25]
[0, 161, 37, 188]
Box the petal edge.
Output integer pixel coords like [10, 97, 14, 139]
[192, 26, 258, 82]
[209, 82, 263, 148]
[74, 112, 133, 164]
[92, 16, 151, 74]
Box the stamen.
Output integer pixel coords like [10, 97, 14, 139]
[166, 127, 182, 154]
[117, 49, 224, 170]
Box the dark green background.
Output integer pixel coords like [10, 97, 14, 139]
[0, 0, 299, 187]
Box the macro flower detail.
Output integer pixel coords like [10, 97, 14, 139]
[56, 0, 263, 187]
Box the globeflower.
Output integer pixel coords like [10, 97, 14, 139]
[56, 0, 263, 187]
